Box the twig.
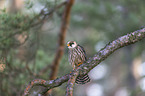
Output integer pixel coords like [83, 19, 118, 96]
[23, 28, 145, 96]
[0, 1, 67, 44]
[30, 1, 67, 27]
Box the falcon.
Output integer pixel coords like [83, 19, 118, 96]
[67, 41, 90, 84]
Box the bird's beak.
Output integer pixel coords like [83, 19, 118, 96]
[67, 44, 70, 47]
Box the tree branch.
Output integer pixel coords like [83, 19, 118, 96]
[76, 28, 145, 76]
[65, 71, 79, 96]
[23, 74, 70, 96]
[23, 28, 145, 96]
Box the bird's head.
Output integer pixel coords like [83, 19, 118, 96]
[67, 41, 77, 49]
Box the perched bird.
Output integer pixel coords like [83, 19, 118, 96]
[67, 41, 90, 84]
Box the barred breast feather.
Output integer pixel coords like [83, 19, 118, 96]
[68, 45, 90, 84]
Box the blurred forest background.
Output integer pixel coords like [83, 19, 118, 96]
[0, 0, 145, 96]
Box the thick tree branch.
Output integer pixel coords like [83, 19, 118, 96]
[23, 28, 145, 96]
[23, 74, 70, 96]
[65, 71, 79, 96]
[76, 28, 145, 76]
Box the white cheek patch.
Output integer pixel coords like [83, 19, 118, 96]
[68, 46, 72, 49]
[72, 44, 77, 48]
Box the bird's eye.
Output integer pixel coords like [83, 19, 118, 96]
[70, 42, 74, 46]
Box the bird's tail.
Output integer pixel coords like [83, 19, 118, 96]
[75, 74, 90, 84]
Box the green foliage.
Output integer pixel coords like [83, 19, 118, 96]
[0, 13, 31, 30]
[24, 0, 34, 9]
[0, 12, 34, 49]
[35, 50, 54, 71]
